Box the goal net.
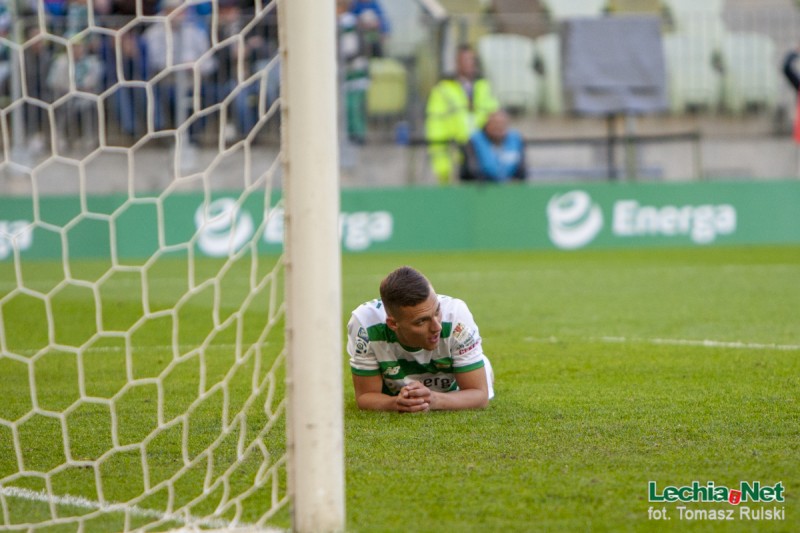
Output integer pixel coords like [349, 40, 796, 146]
[0, 0, 343, 531]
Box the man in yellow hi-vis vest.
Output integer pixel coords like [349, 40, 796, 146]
[425, 45, 499, 184]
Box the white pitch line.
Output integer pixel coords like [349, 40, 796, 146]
[0, 486, 265, 531]
[524, 336, 800, 352]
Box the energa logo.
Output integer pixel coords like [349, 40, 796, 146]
[0, 220, 35, 260]
[195, 198, 255, 257]
[547, 190, 738, 249]
[547, 190, 604, 249]
[195, 199, 394, 256]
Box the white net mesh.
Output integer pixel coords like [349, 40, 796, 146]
[0, 0, 290, 530]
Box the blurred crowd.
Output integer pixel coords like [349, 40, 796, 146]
[1, 0, 526, 183]
[0, 0, 279, 152]
[337, 0, 390, 145]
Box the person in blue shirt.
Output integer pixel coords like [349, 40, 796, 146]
[348, 0, 390, 57]
[461, 110, 526, 182]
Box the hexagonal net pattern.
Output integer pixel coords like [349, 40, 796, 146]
[0, 1, 293, 530]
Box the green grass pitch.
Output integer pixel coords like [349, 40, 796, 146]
[1, 245, 798, 531]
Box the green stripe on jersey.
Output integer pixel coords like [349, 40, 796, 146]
[377, 357, 455, 378]
[366, 322, 453, 344]
[379, 359, 443, 376]
[366, 323, 397, 343]
[440, 321, 453, 338]
[351, 366, 381, 377]
[453, 359, 485, 373]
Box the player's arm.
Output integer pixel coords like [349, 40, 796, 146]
[348, 313, 419, 412]
[414, 298, 490, 410]
[352, 374, 430, 413]
[410, 366, 488, 411]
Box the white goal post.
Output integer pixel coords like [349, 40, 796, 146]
[281, 0, 345, 531]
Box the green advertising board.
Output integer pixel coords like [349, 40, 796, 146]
[1, 181, 799, 260]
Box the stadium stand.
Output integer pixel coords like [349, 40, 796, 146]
[540, 0, 607, 21]
[663, 0, 727, 43]
[719, 31, 779, 114]
[489, 0, 550, 40]
[606, 0, 665, 16]
[662, 32, 722, 112]
[534, 32, 564, 115]
[439, 0, 493, 48]
[477, 33, 539, 113]
[4, 0, 800, 189]
[380, 0, 427, 59]
[366, 57, 409, 116]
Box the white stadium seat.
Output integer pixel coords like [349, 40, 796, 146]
[478, 33, 540, 113]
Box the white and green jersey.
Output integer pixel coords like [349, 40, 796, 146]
[347, 295, 486, 396]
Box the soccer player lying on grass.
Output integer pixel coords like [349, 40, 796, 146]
[347, 266, 494, 412]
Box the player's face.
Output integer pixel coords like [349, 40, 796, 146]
[485, 111, 509, 143]
[388, 291, 442, 351]
[457, 50, 477, 79]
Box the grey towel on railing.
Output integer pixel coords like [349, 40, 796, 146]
[562, 16, 668, 115]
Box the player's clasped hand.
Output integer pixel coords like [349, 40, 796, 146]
[396, 382, 432, 413]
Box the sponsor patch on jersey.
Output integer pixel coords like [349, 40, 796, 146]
[383, 364, 401, 376]
[420, 375, 454, 391]
[457, 341, 479, 355]
[432, 357, 453, 369]
[355, 327, 369, 355]
[452, 322, 477, 350]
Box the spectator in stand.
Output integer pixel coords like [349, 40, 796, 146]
[39, 0, 106, 34]
[461, 110, 526, 183]
[143, 0, 216, 139]
[47, 36, 104, 150]
[22, 25, 56, 156]
[65, 0, 90, 35]
[348, 0, 389, 57]
[110, 30, 148, 139]
[782, 46, 800, 142]
[111, 0, 158, 18]
[210, 0, 245, 139]
[0, 11, 10, 98]
[100, 0, 153, 141]
[0, 3, 8, 31]
[43, 0, 68, 15]
[43, 0, 69, 32]
[212, 0, 278, 140]
[237, 9, 280, 138]
[338, 0, 369, 144]
[425, 44, 498, 184]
